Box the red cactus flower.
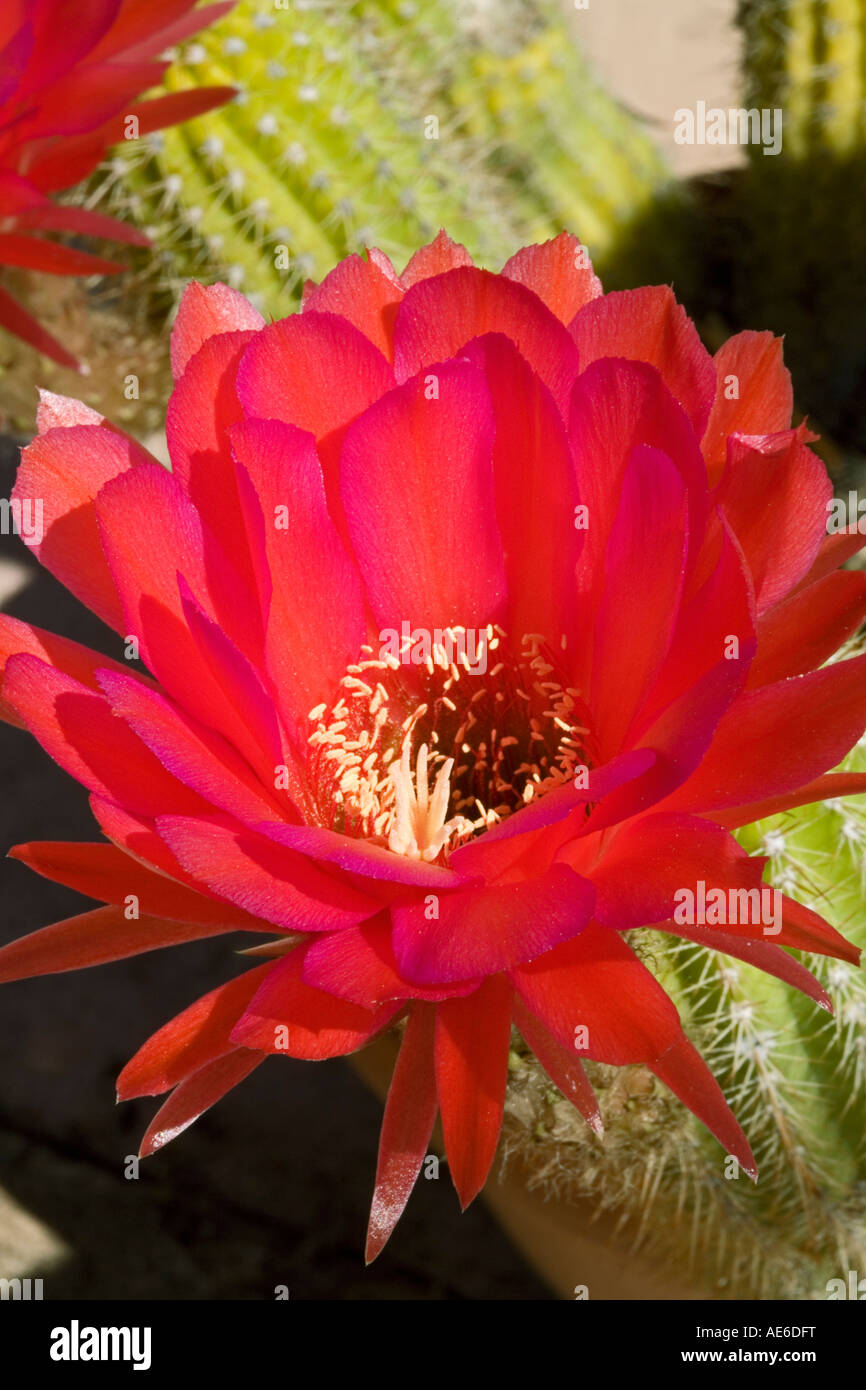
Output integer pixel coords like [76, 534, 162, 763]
[2, 231, 866, 1261]
[0, 0, 235, 368]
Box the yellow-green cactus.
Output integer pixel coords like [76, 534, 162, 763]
[88, 0, 670, 312]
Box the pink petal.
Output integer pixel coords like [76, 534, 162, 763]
[230, 945, 398, 1056]
[157, 815, 378, 932]
[340, 360, 506, 630]
[503, 232, 602, 324]
[391, 864, 595, 983]
[170, 281, 264, 379]
[13, 423, 151, 629]
[716, 426, 832, 612]
[393, 266, 581, 417]
[701, 331, 793, 483]
[302, 253, 403, 362]
[570, 285, 716, 438]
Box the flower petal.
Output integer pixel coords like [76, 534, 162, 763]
[118, 965, 272, 1099]
[502, 232, 602, 325]
[340, 360, 506, 631]
[170, 281, 264, 379]
[435, 975, 512, 1208]
[139, 1050, 264, 1158]
[230, 945, 398, 1056]
[366, 1003, 438, 1262]
[571, 285, 716, 438]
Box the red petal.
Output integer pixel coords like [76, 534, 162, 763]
[236, 310, 393, 448]
[590, 445, 688, 756]
[139, 1049, 263, 1157]
[713, 771, 866, 829]
[0, 232, 123, 276]
[170, 281, 264, 380]
[435, 976, 512, 1208]
[9, 840, 266, 927]
[392, 864, 595, 984]
[11, 203, 149, 246]
[2, 654, 209, 819]
[302, 252, 403, 362]
[14, 423, 149, 629]
[665, 655, 866, 814]
[229, 418, 366, 733]
[0, 282, 79, 368]
[399, 230, 473, 286]
[650, 1033, 756, 1178]
[0, 612, 146, 729]
[460, 333, 581, 647]
[0, 905, 234, 984]
[513, 997, 602, 1134]
[716, 427, 831, 612]
[340, 360, 506, 631]
[301, 918, 478, 1007]
[156, 815, 377, 933]
[749, 570, 866, 687]
[571, 285, 716, 438]
[658, 922, 832, 1011]
[230, 945, 398, 1056]
[512, 923, 681, 1063]
[394, 266, 581, 417]
[118, 965, 272, 1099]
[701, 331, 793, 483]
[365, 1004, 438, 1262]
[503, 232, 602, 325]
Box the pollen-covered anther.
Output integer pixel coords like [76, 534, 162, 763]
[387, 737, 472, 862]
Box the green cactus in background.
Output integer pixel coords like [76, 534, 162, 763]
[87, 0, 671, 312]
[733, 0, 866, 450]
[504, 721, 866, 1300]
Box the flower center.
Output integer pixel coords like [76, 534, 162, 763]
[305, 628, 593, 862]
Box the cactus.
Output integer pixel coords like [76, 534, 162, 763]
[86, 0, 671, 312]
[503, 716, 866, 1299]
[733, 0, 866, 450]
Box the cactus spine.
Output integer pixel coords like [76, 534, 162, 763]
[89, 0, 670, 310]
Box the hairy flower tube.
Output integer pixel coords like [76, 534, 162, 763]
[2, 231, 866, 1260]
